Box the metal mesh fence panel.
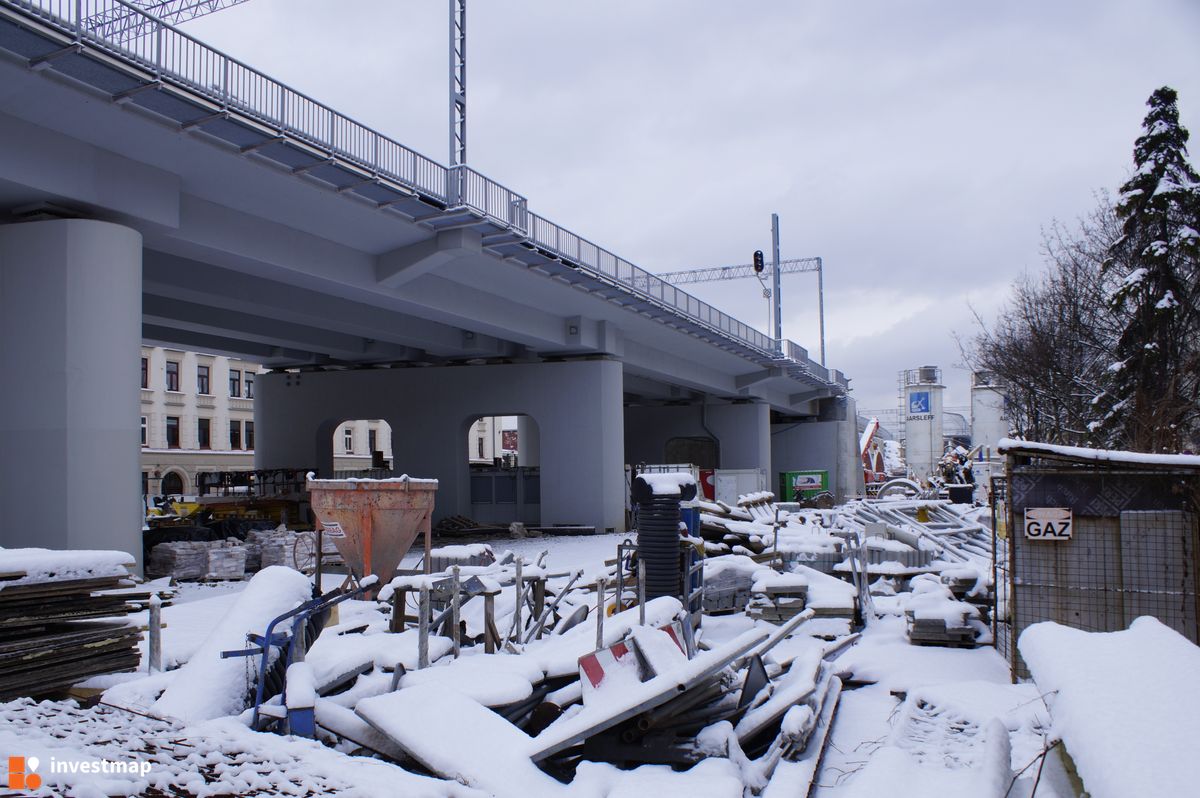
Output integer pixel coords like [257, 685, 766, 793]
[1004, 468, 1199, 678]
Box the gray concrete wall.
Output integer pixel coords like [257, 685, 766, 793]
[256, 359, 625, 532]
[0, 220, 143, 565]
[771, 397, 863, 502]
[624, 402, 771, 472]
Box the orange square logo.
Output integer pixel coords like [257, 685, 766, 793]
[6, 756, 42, 790]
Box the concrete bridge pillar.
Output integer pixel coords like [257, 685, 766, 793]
[0, 220, 143, 565]
[256, 358, 625, 533]
[771, 395, 864, 502]
[624, 401, 771, 474]
[516, 415, 540, 468]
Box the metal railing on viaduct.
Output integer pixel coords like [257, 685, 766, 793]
[4, 0, 845, 391]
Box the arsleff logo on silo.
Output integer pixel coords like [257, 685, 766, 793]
[6, 756, 42, 790]
[909, 391, 930, 414]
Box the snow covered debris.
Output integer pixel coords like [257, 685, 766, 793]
[307, 625, 452, 689]
[285, 662, 316, 709]
[997, 437, 1200, 467]
[0, 698, 478, 797]
[532, 628, 769, 761]
[1019, 617, 1200, 798]
[399, 653, 542, 707]
[357, 688, 567, 796]
[152, 566, 312, 723]
[0, 547, 134, 587]
[835, 616, 1009, 692]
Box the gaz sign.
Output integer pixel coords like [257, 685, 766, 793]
[1024, 507, 1072, 540]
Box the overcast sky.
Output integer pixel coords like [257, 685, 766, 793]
[188, 0, 1200, 411]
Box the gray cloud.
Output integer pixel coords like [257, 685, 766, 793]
[187, 0, 1200, 409]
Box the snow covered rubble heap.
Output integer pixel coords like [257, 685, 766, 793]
[690, 493, 994, 647]
[1019, 617, 1200, 798]
[153, 566, 313, 724]
[0, 548, 142, 700]
[702, 554, 857, 634]
[85, 536, 853, 793]
[3, 495, 1010, 795]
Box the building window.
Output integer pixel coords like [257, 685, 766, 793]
[230, 420, 242, 450]
[244, 373, 255, 399]
[229, 369, 242, 398]
[245, 421, 254, 450]
[140, 416, 147, 446]
[344, 427, 354, 454]
[141, 357, 148, 389]
[368, 428, 377, 453]
[197, 418, 211, 449]
[165, 360, 180, 392]
[197, 365, 210, 395]
[478, 437, 485, 459]
[165, 416, 180, 448]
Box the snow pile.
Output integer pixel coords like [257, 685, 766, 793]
[637, 471, 696, 496]
[904, 574, 979, 624]
[574, 757, 744, 797]
[1019, 617, 1200, 798]
[0, 547, 133, 586]
[152, 566, 312, 723]
[835, 616, 1009, 691]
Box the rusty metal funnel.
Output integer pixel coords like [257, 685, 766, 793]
[307, 476, 438, 586]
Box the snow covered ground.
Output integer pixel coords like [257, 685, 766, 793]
[5, 505, 1196, 797]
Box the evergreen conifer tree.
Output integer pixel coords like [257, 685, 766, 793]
[1099, 87, 1200, 451]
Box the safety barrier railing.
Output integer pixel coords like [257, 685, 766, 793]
[15, 0, 450, 203]
[451, 166, 528, 232]
[526, 211, 786, 356]
[5, 0, 840, 387]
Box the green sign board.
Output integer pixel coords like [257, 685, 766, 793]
[779, 470, 829, 501]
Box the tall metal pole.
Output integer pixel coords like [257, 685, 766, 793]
[771, 213, 782, 350]
[817, 257, 826, 366]
[449, 0, 466, 201]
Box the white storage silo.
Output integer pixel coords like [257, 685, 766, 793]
[901, 366, 944, 482]
[970, 370, 1008, 453]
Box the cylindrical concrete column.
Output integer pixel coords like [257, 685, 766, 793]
[516, 414, 540, 467]
[0, 219, 143, 566]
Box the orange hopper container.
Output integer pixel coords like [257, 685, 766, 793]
[306, 476, 438, 585]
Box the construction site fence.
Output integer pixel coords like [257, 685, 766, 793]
[992, 468, 1200, 678]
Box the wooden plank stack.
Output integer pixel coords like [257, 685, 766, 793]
[0, 550, 141, 700]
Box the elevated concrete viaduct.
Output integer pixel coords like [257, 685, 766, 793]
[0, 1, 859, 565]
